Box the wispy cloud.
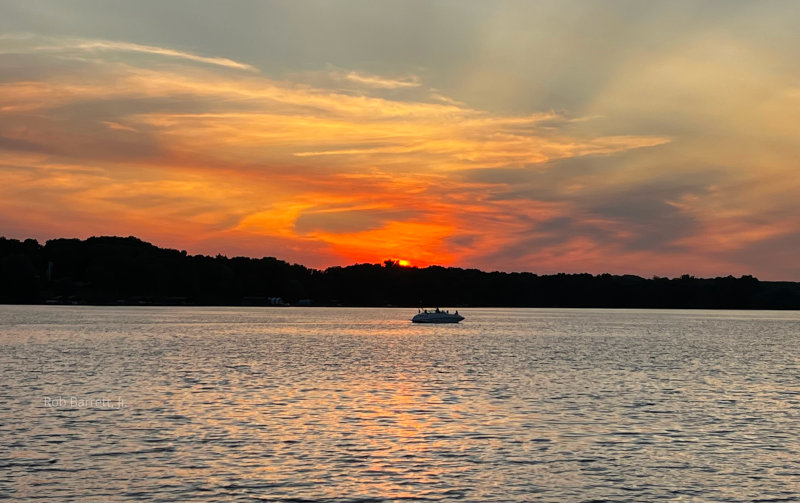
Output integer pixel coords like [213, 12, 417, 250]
[342, 70, 421, 89]
[0, 33, 257, 71]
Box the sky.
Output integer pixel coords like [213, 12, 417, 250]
[1, 0, 800, 279]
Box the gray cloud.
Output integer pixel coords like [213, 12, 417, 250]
[458, 146, 720, 266]
[0, 112, 166, 164]
[722, 231, 800, 281]
[583, 186, 701, 251]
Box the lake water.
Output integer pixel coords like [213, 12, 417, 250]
[0, 306, 798, 502]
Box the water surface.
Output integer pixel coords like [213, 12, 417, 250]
[1, 306, 798, 501]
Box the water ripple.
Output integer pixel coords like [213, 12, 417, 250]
[1, 306, 799, 501]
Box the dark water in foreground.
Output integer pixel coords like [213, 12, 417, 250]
[0, 306, 798, 502]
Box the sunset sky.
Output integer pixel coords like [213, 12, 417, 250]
[2, 1, 800, 279]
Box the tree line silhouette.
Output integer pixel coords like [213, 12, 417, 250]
[1, 235, 799, 309]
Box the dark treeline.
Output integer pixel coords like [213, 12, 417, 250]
[1, 235, 799, 309]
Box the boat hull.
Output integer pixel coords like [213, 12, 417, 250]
[411, 313, 464, 323]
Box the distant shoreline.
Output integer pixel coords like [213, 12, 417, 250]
[2, 235, 800, 310]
